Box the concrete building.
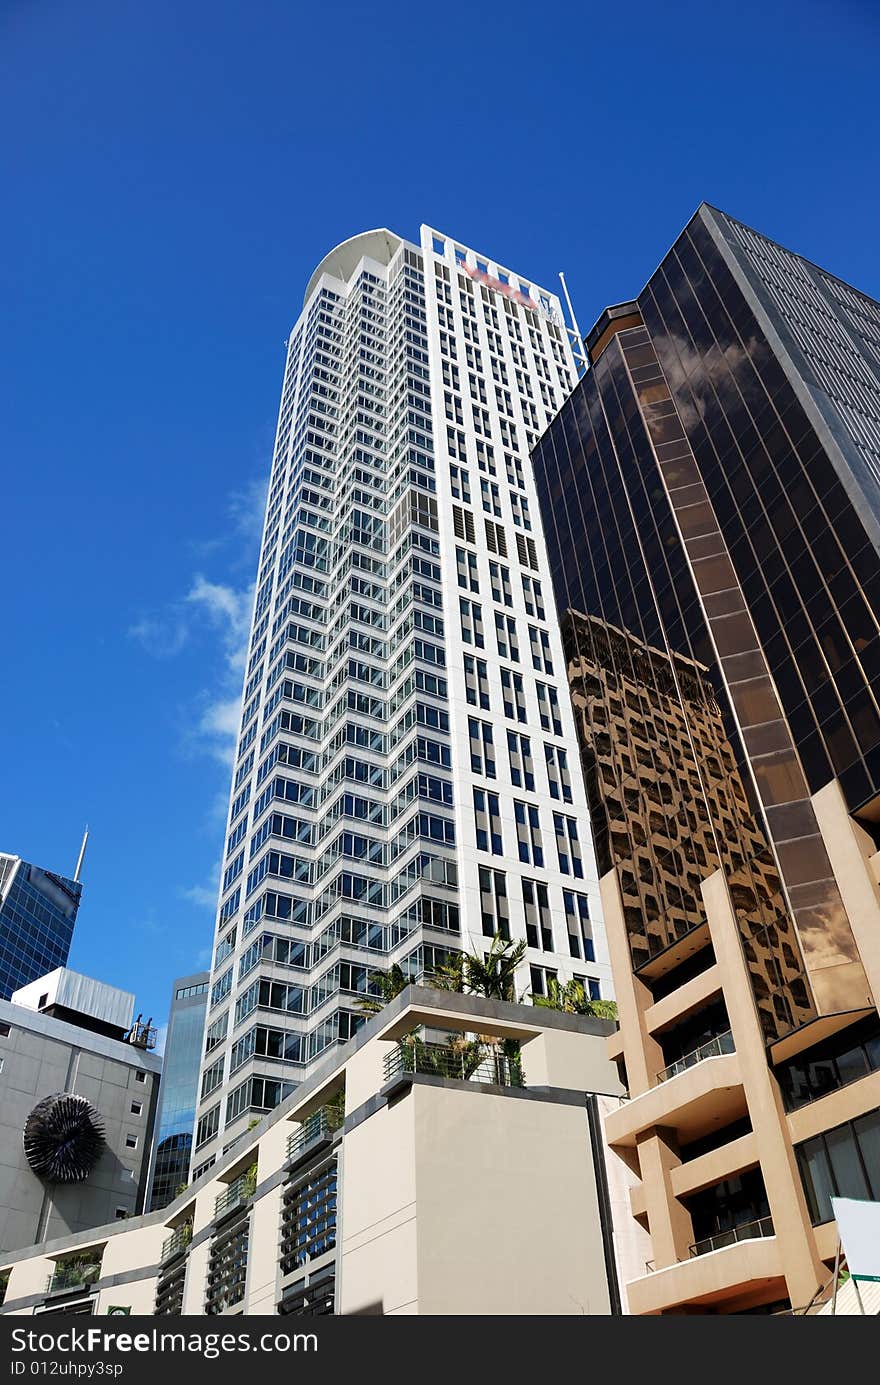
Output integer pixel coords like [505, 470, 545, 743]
[193, 227, 612, 1174]
[0, 988, 640, 1317]
[146, 973, 209, 1211]
[0, 853, 82, 1000]
[0, 969, 161, 1256]
[532, 204, 880, 1314]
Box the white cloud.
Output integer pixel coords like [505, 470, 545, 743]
[128, 615, 188, 658]
[228, 476, 268, 546]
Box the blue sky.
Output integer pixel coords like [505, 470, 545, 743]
[1, 0, 878, 1034]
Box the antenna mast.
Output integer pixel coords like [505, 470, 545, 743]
[74, 827, 89, 884]
[559, 271, 589, 375]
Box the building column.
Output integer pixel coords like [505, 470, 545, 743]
[702, 869, 826, 1309]
[635, 1126, 694, 1270]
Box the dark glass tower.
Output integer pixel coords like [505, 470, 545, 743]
[147, 972, 209, 1210]
[532, 205, 880, 1315]
[0, 853, 82, 1000]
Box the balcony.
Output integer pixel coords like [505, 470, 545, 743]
[626, 1228, 783, 1315]
[160, 1221, 193, 1263]
[605, 1038, 744, 1150]
[46, 1259, 101, 1294]
[382, 1039, 526, 1089]
[214, 1165, 257, 1220]
[657, 1030, 735, 1083]
[286, 1108, 340, 1165]
[689, 1215, 774, 1258]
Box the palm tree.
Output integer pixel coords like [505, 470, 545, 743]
[428, 935, 527, 1085]
[429, 934, 526, 1001]
[531, 976, 618, 1020]
[355, 963, 409, 1015]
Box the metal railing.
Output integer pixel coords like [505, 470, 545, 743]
[161, 1222, 193, 1262]
[689, 1216, 774, 1257]
[383, 1042, 526, 1088]
[47, 1261, 101, 1293]
[287, 1108, 340, 1161]
[656, 1029, 735, 1084]
[214, 1167, 257, 1219]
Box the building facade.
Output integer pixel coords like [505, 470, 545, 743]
[146, 972, 209, 1211]
[0, 989, 634, 1317]
[0, 970, 161, 1256]
[0, 854, 82, 1000]
[192, 228, 612, 1172]
[532, 204, 880, 1314]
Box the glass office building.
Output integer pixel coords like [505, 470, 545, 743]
[191, 228, 612, 1173]
[532, 204, 880, 1314]
[0, 853, 82, 1000]
[147, 972, 209, 1210]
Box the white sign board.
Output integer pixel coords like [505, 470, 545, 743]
[831, 1197, 880, 1281]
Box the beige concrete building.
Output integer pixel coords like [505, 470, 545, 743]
[0, 989, 637, 1317]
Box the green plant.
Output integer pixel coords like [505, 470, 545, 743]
[531, 977, 618, 1021]
[355, 963, 409, 1015]
[241, 1162, 258, 1197]
[429, 934, 526, 1001]
[323, 1088, 346, 1131]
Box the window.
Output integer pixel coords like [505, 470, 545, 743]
[202, 1056, 225, 1100]
[468, 718, 496, 778]
[529, 965, 557, 998]
[479, 867, 509, 938]
[514, 801, 544, 866]
[456, 546, 479, 591]
[134, 1070, 147, 1083]
[775, 1014, 880, 1111]
[528, 626, 553, 674]
[459, 597, 484, 648]
[521, 575, 545, 619]
[554, 814, 584, 877]
[195, 1105, 220, 1149]
[0, 1023, 10, 1038]
[464, 654, 490, 710]
[545, 743, 573, 802]
[500, 668, 527, 722]
[449, 464, 470, 502]
[481, 479, 501, 515]
[130, 1101, 143, 1117]
[474, 789, 503, 854]
[507, 731, 535, 791]
[537, 682, 563, 735]
[125, 1135, 138, 1150]
[510, 493, 532, 530]
[564, 890, 595, 961]
[506, 453, 525, 491]
[522, 878, 553, 951]
[796, 1110, 880, 1225]
[494, 612, 520, 661]
[489, 561, 512, 607]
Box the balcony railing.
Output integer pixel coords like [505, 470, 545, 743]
[214, 1166, 257, 1219]
[656, 1030, 735, 1084]
[383, 1041, 526, 1088]
[287, 1108, 339, 1162]
[689, 1215, 774, 1257]
[161, 1222, 193, 1262]
[47, 1261, 101, 1294]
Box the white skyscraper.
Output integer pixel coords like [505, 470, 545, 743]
[192, 227, 612, 1173]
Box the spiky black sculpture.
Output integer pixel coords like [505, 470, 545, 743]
[23, 1093, 106, 1183]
